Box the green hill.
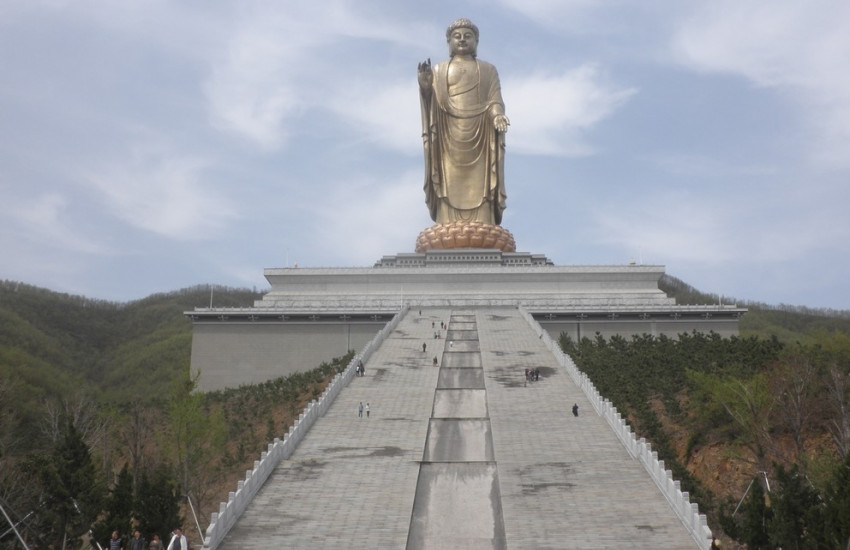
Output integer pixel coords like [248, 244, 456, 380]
[660, 274, 850, 342]
[0, 281, 263, 451]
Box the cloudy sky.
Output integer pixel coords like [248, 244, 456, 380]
[2, 0, 849, 310]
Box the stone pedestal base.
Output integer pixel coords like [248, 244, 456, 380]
[415, 221, 516, 253]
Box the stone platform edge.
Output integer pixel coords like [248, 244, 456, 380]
[254, 261, 681, 312]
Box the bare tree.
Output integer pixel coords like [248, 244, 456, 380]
[772, 351, 820, 466]
[0, 376, 22, 458]
[691, 370, 776, 472]
[825, 363, 850, 458]
[166, 372, 227, 528]
[0, 376, 30, 530]
[41, 393, 108, 449]
[121, 398, 154, 500]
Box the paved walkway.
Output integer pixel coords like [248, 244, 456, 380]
[478, 309, 696, 549]
[218, 308, 699, 549]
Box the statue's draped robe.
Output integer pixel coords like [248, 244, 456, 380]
[420, 58, 506, 225]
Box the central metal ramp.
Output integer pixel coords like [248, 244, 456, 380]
[407, 311, 507, 550]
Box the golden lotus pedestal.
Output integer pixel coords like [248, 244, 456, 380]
[415, 221, 516, 253]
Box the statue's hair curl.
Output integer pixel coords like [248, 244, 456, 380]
[446, 18, 479, 40]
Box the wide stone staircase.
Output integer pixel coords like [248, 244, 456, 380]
[214, 308, 704, 549]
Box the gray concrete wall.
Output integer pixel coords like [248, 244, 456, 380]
[190, 322, 383, 392]
[191, 317, 741, 392]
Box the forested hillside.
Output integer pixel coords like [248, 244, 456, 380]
[661, 274, 850, 342]
[0, 281, 262, 442]
[572, 274, 850, 548]
[2, 277, 850, 549]
[0, 282, 332, 550]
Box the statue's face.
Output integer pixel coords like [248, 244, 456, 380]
[448, 27, 477, 57]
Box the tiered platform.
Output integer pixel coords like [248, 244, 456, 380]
[186, 250, 745, 391]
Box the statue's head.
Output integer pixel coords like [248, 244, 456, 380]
[446, 18, 479, 58]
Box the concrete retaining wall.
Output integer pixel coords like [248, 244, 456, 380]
[519, 307, 713, 550]
[199, 307, 408, 550]
[191, 322, 384, 392]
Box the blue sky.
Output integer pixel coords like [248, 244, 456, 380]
[2, 0, 848, 310]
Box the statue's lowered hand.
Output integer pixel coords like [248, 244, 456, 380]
[494, 114, 510, 133]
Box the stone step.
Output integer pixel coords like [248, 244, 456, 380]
[216, 307, 701, 549]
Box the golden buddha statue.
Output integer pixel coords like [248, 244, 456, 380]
[416, 18, 516, 253]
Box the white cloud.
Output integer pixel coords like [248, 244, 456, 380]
[200, 2, 429, 150]
[505, 64, 636, 156]
[591, 197, 738, 264]
[313, 170, 428, 263]
[202, 14, 320, 150]
[590, 176, 850, 268]
[325, 58, 638, 160]
[494, 0, 620, 33]
[327, 80, 421, 155]
[0, 189, 108, 255]
[646, 153, 778, 180]
[85, 148, 237, 240]
[671, 1, 850, 168]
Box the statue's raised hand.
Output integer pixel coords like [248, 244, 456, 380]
[418, 58, 432, 90]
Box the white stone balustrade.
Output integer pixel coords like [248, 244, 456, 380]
[200, 306, 409, 550]
[519, 307, 713, 550]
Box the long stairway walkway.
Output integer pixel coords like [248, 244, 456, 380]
[218, 308, 699, 549]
